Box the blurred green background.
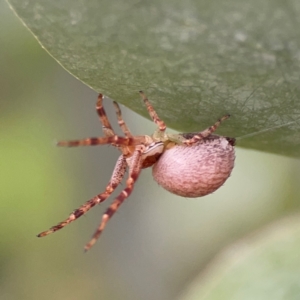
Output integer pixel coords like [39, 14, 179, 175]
[1, 1, 300, 300]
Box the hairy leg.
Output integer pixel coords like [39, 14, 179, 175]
[139, 91, 166, 132]
[113, 101, 133, 137]
[56, 135, 142, 147]
[37, 155, 127, 237]
[96, 93, 115, 137]
[183, 115, 230, 145]
[84, 146, 145, 251]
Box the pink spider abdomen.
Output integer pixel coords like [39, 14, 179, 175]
[152, 136, 235, 197]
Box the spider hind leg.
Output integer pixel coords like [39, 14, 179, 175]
[37, 155, 127, 237]
[183, 114, 230, 145]
[84, 146, 144, 251]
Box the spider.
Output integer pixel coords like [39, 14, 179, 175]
[38, 91, 235, 251]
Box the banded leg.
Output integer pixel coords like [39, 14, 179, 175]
[84, 146, 144, 251]
[183, 114, 230, 145]
[113, 101, 133, 137]
[139, 91, 166, 132]
[37, 155, 127, 237]
[96, 94, 115, 137]
[57, 135, 141, 147]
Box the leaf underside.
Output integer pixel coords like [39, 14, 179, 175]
[7, 0, 300, 157]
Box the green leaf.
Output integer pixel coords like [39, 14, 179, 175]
[179, 214, 300, 300]
[6, 0, 300, 157]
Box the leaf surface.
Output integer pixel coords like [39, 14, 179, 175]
[7, 0, 300, 156]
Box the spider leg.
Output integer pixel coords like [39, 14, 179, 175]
[139, 91, 166, 132]
[37, 155, 127, 237]
[56, 135, 140, 147]
[113, 101, 133, 137]
[183, 114, 230, 145]
[84, 146, 144, 251]
[96, 93, 115, 137]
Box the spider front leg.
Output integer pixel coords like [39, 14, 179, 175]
[96, 93, 115, 137]
[113, 101, 133, 137]
[183, 114, 230, 145]
[97, 93, 133, 137]
[37, 155, 127, 237]
[84, 146, 145, 251]
[56, 135, 138, 147]
[139, 91, 166, 133]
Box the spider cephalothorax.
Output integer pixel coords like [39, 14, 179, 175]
[38, 91, 235, 251]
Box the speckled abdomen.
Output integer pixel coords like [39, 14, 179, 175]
[152, 136, 235, 197]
